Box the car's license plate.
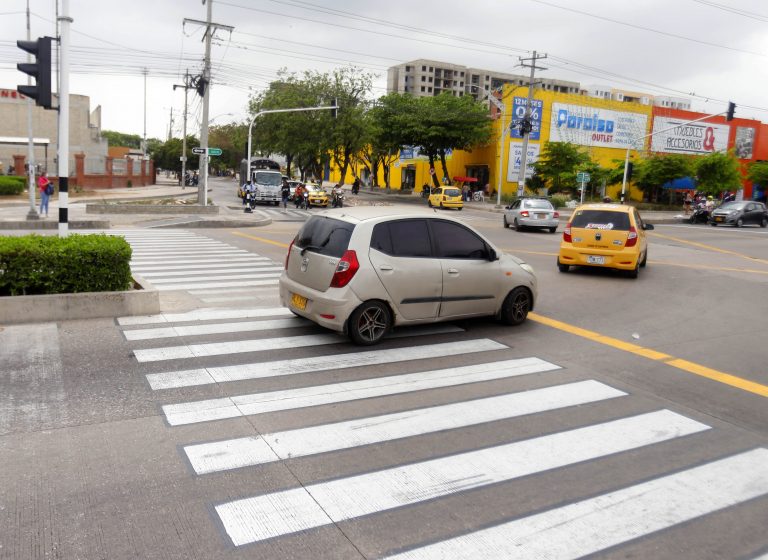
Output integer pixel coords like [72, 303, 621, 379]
[536, 213, 546, 219]
[587, 255, 605, 264]
[715, 216, 723, 222]
[291, 293, 308, 310]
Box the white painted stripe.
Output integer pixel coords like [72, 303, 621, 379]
[188, 286, 279, 294]
[124, 317, 309, 341]
[185, 380, 623, 474]
[146, 339, 506, 389]
[147, 272, 282, 284]
[163, 357, 560, 425]
[136, 267, 283, 279]
[134, 324, 463, 362]
[132, 261, 275, 273]
[118, 306, 292, 326]
[384, 448, 768, 560]
[215, 410, 711, 546]
[154, 279, 279, 291]
[199, 295, 260, 303]
[130, 257, 270, 266]
[132, 249, 251, 257]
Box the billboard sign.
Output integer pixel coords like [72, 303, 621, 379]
[734, 127, 755, 159]
[510, 97, 543, 140]
[507, 142, 540, 181]
[650, 117, 730, 155]
[550, 103, 648, 149]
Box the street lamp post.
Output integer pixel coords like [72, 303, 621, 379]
[246, 105, 336, 183]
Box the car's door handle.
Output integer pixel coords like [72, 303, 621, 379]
[447, 268, 459, 274]
[379, 265, 394, 271]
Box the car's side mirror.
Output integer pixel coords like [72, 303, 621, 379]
[505, 205, 511, 210]
[643, 223, 655, 230]
[487, 247, 498, 261]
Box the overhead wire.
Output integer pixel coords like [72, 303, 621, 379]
[689, 0, 768, 22]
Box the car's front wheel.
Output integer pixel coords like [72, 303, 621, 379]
[500, 287, 532, 325]
[761, 217, 767, 228]
[348, 300, 392, 345]
[514, 218, 522, 231]
[549, 227, 557, 233]
[503, 216, 510, 228]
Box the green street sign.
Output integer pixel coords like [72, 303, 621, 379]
[208, 148, 222, 156]
[576, 172, 590, 183]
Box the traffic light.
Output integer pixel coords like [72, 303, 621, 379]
[194, 75, 208, 98]
[331, 98, 338, 119]
[726, 102, 736, 122]
[17, 36, 53, 110]
[519, 118, 533, 135]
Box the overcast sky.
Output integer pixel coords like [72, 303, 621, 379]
[1, 0, 766, 141]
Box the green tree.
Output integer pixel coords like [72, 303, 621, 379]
[209, 122, 247, 171]
[365, 93, 419, 188]
[747, 160, 768, 188]
[694, 151, 742, 196]
[101, 130, 142, 149]
[151, 136, 200, 174]
[533, 142, 590, 195]
[633, 154, 694, 202]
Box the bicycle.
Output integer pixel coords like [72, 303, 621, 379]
[472, 191, 484, 202]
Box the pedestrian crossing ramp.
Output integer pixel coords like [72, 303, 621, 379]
[117, 304, 768, 557]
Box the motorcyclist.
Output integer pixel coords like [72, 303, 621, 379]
[294, 183, 305, 208]
[331, 183, 344, 207]
[280, 178, 291, 211]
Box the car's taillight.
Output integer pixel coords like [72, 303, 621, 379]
[330, 250, 359, 288]
[285, 239, 294, 270]
[563, 223, 572, 243]
[553, 211, 560, 218]
[626, 226, 638, 247]
[520, 211, 529, 217]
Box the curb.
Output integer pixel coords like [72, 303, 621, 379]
[0, 275, 160, 324]
[0, 220, 112, 230]
[150, 218, 272, 228]
[86, 204, 219, 215]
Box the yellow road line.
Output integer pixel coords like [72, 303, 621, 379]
[529, 312, 768, 398]
[230, 231, 290, 248]
[650, 231, 768, 266]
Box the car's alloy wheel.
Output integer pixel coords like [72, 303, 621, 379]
[348, 301, 392, 345]
[549, 227, 557, 233]
[514, 218, 521, 231]
[503, 217, 509, 228]
[736, 218, 743, 227]
[761, 218, 767, 228]
[500, 287, 532, 325]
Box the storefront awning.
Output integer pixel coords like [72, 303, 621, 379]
[452, 176, 478, 183]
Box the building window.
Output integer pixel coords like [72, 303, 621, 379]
[405, 66, 411, 72]
[421, 86, 425, 92]
[460, 71, 465, 77]
[422, 65, 426, 71]
[428, 87, 432, 92]
[429, 77, 433, 83]
[421, 76, 426, 82]
[485, 75, 489, 81]
[429, 66, 433, 72]
[460, 81, 463, 86]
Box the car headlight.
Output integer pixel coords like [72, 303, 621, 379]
[520, 263, 535, 275]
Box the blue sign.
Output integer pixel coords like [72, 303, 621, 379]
[556, 108, 614, 133]
[399, 146, 415, 160]
[510, 97, 543, 140]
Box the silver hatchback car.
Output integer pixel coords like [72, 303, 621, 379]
[279, 207, 538, 345]
[503, 198, 560, 233]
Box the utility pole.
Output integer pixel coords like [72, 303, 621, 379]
[25, 0, 38, 219]
[516, 51, 547, 198]
[173, 71, 192, 188]
[58, 0, 72, 236]
[168, 106, 173, 141]
[142, 67, 148, 156]
[184, 2, 233, 205]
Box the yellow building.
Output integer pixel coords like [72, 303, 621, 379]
[330, 86, 653, 201]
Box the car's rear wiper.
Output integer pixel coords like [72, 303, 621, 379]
[300, 245, 323, 256]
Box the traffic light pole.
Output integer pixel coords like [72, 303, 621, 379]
[620, 107, 733, 203]
[517, 51, 547, 198]
[57, 0, 72, 236]
[25, 0, 37, 220]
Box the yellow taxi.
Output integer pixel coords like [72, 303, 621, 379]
[557, 204, 654, 278]
[305, 185, 329, 207]
[427, 186, 463, 210]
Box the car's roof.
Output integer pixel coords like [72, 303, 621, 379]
[313, 206, 464, 224]
[573, 204, 632, 213]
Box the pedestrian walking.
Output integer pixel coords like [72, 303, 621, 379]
[38, 171, 52, 217]
[281, 178, 291, 212]
[684, 192, 692, 215]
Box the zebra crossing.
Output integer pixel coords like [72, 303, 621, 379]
[118, 295, 768, 557]
[108, 229, 282, 303]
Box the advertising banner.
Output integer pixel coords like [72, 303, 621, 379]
[734, 127, 755, 159]
[650, 117, 730, 155]
[550, 103, 648, 149]
[507, 142, 540, 181]
[510, 97, 543, 140]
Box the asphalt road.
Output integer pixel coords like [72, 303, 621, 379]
[1, 181, 767, 559]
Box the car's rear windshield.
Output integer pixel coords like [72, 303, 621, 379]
[294, 216, 354, 258]
[254, 172, 281, 186]
[524, 199, 553, 209]
[443, 188, 461, 197]
[571, 210, 630, 231]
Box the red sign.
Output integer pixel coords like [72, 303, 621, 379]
[0, 89, 26, 100]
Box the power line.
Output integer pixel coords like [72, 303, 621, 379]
[690, 0, 768, 22]
[527, 0, 767, 58]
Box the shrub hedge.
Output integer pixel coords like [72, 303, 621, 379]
[0, 176, 26, 195]
[0, 234, 133, 296]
